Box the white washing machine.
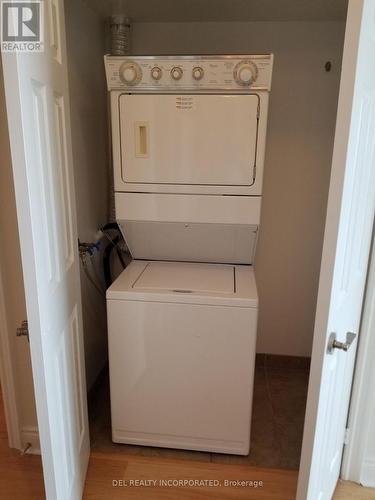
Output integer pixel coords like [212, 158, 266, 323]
[105, 55, 273, 455]
[107, 261, 258, 454]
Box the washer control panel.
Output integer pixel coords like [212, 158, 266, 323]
[105, 55, 273, 92]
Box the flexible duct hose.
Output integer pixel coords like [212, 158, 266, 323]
[109, 16, 131, 56]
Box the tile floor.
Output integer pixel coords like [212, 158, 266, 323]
[89, 354, 310, 470]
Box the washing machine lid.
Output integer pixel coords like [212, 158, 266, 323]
[133, 261, 234, 294]
[107, 260, 258, 308]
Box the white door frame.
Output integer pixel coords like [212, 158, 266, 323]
[0, 261, 22, 450]
[296, 0, 375, 496]
[341, 230, 375, 485]
[2, 51, 60, 498]
[0, 0, 374, 496]
[0, 56, 22, 451]
[2, 0, 91, 495]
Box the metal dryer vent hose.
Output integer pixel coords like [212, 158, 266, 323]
[109, 15, 131, 55]
[107, 16, 131, 220]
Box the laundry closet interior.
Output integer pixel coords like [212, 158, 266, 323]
[58, 0, 349, 470]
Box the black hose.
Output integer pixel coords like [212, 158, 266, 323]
[101, 222, 119, 232]
[116, 246, 126, 268]
[103, 235, 120, 288]
[101, 222, 127, 287]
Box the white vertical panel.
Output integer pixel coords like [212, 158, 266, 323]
[1, 0, 90, 498]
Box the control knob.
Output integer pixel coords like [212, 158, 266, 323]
[192, 66, 204, 80]
[233, 60, 258, 86]
[171, 66, 183, 80]
[119, 61, 142, 85]
[151, 66, 162, 80]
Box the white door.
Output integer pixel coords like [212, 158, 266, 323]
[1, 1, 90, 499]
[297, 1, 375, 499]
[119, 94, 259, 185]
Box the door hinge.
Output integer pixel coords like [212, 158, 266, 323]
[327, 331, 357, 354]
[344, 427, 350, 445]
[16, 320, 29, 342]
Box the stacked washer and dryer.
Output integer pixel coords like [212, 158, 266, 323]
[105, 55, 273, 455]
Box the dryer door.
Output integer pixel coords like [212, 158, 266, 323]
[118, 94, 259, 187]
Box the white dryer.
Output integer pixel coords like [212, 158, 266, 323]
[105, 55, 273, 454]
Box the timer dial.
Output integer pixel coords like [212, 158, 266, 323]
[171, 66, 183, 80]
[233, 60, 258, 86]
[119, 61, 142, 85]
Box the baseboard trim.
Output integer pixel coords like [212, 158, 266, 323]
[21, 426, 40, 455]
[360, 459, 375, 487]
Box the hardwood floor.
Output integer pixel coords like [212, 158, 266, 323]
[0, 389, 45, 499]
[334, 480, 375, 499]
[83, 451, 298, 499]
[83, 454, 375, 500]
[1, 384, 374, 499]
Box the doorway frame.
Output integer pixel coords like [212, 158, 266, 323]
[0, 0, 374, 495]
[341, 231, 375, 486]
[0, 261, 22, 450]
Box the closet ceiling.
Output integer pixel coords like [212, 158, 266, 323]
[87, 0, 348, 22]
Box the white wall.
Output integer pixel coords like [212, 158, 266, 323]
[131, 21, 345, 357]
[65, 0, 109, 389]
[0, 58, 38, 447]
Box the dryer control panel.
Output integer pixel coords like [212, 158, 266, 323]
[105, 55, 273, 92]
